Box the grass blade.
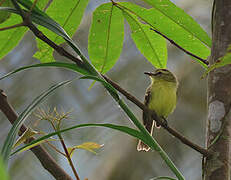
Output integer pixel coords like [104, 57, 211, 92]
[0, 62, 90, 81]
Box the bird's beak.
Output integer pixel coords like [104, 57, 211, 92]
[144, 72, 155, 76]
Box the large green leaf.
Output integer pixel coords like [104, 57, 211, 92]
[33, 0, 90, 62]
[141, 0, 211, 47]
[123, 10, 167, 68]
[0, 9, 26, 59]
[11, 123, 144, 155]
[1, 79, 72, 164]
[88, 3, 124, 74]
[117, 2, 210, 66]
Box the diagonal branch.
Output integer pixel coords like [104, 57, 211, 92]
[0, 89, 73, 180]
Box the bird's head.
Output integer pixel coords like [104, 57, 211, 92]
[144, 69, 177, 83]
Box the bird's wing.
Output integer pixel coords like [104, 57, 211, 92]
[142, 86, 154, 134]
[137, 86, 154, 152]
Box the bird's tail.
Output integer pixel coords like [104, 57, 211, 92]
[137, 120, 155, 152]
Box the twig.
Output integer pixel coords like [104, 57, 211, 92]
[58, 134, 80, 180]
[150, 28, 209, 66]
[0, 23, 24, 31]
[46, 141, 66, 157]
[0, 89, 73, 180]
[29, 0, 38, 13]
[49, 119, 80, 180]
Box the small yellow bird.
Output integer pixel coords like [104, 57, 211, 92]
[137, 69, 178, 151]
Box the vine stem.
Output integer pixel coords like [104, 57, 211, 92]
[58, 133, 80, 180]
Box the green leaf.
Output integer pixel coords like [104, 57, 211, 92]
[1, 79, 73, 164]
[0, 154, 10, 180]
[0, 0, 12, 24]
[33, 0, 90, 62]
[0, 62, 90, 81]
[12, 123, 143, 155]
[117, 2, 210, 67]
[0, 155, 9, 180]
[88, 3, 124, 74]
[203, 45, 231, 77]
[0, 8, 27, 59]
[123, 10, 167, 68]
[140, 0, 211, 47]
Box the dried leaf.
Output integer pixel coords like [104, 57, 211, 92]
[13, 128, 39, 149]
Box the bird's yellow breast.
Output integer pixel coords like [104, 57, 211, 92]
[148, 81, 177, 118]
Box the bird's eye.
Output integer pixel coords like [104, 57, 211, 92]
[155, 71, 162, 75]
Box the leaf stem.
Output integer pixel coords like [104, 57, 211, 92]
[0, 23, 24, 31]
[46, 141, 66, 157]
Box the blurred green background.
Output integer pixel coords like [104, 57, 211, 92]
[0, 0, 212, 179]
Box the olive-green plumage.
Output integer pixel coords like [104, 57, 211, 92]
[137, 69, 178, 151]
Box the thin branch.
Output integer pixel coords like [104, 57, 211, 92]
[0, 23, 24, 31]
[0, 89, 73, 180]
[49, 114, 80, 180]
[29, 0, 38, 13]
[46, 141, 67, 157]
[102, 75, 211, 157]
[58, 134, 80, 180]
[43, 0, 53, 11]
[150, 28, 209, 66]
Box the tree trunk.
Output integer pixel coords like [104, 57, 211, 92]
[204, 0, 231, 179]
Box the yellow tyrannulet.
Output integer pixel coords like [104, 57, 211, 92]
[137, 69, 178, 152]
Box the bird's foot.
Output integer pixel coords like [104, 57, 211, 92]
[160, 116, 168, 127]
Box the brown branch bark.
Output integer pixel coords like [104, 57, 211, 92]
[204, 0, 231, 179]
[0, 89, 73, 180]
